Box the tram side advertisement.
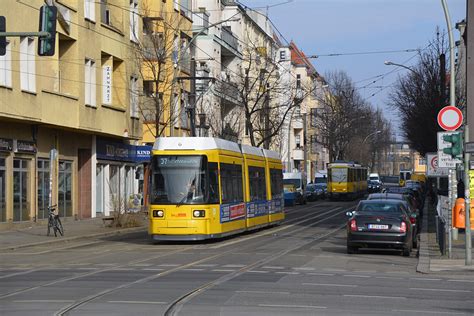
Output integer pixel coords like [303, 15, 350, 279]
[220, 203, 246, 223]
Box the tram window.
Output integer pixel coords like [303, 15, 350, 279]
[270, 169, 283, 199]
[249, 166, 265, 201]
[208, 162, 219, 203]
[221, 163, 243, 204]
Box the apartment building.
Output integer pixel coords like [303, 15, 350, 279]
[0, 0, 143, 224]
[140, 0, 193, 143]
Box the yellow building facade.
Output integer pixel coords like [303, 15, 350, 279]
[141, 0, 193, 144]
[0, 0, 143, 225]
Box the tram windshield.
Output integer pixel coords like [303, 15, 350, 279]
[331, 168, 347, 183]
[151, 155, 208, 204]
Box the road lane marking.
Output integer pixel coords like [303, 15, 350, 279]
[212, 269, 236, 272]
[158, 264, 180, 267]
[343, 274, 371, 278]
[410, 278, 442, 281]
[376, 276, 403, 280]
[107, 301, 167, 305]
[131, 264, 152, 267]
[393, 309, 466, 315]
[259, 304, 326, 309]
[308, 273, 335, 276]
[410, 288, 470, 293]
[344, 294, 406, 299]
[293, 267, 315, 271]
[448, 279, 474, 283]
[276, 271, 299, 275]
[262, 266, 285, 269]
[323, 268, 347, 272]
[248, 270, 269, 274]
[14, 300, 75, 303]
[303, 283, 357, 287]
[195, 264, 217, 267]
[353, 270, 377, 273]
[223, 264, 245, 268]
[143, 268, 164, 271]
[237, 290, 290, 295]
[182, 268, 204, 271]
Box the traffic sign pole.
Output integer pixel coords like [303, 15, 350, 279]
[464, 125, 472, 265]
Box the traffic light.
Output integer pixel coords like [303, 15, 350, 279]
[38, 5, 57, 56]
[0, 16, 6, 56]
[443, 132, 463, 158]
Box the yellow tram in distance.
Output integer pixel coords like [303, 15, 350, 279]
[148, 137, 284, 241]
[327, 162, 367, 200]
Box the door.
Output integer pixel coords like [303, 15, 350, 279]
[13, 158, 29, 222]
[37, 159, 50, 220]
[58, 161, 72, 217]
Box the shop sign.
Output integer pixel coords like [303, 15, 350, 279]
[102, 65, 112, 105]
[15, 140, 37, 153]
[97, 138, 151, 163]
[0, 138, 13, 152]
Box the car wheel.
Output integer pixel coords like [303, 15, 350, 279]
[347, 246, 358, 254]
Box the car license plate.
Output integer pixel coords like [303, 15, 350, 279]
[368, 224, 389, 230]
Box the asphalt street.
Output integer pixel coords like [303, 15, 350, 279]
[1, 200, 473, 316]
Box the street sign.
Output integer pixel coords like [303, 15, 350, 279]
[465, 142, 474, 153]
[437, 132, 462, 168]
[426, 152, 449, 176]
[437, 105, 463, 131]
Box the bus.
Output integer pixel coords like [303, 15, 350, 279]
[327, 162, 367, 200]
[148, 137, 284, 241]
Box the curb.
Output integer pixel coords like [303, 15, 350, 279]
[416, 199, 430, 274]
[0, 226, 147, 251]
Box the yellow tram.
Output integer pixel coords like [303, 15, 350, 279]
[328, 162, 367, 200]
[148, 137, 284, 241]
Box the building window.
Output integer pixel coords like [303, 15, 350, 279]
[58, 161, 72, 218]
[85, 0, 95, 22]
[85, 59, 96, 106]
[96, 164, 105, 214]
[0, 41, 12, 87]
[130, 0, 139, 43]
[130, 76, 139, 118]
[13, 159, 30, 222]
[0, 157, 6, 222]
[279, 50, 286, 61]
[20, 37, 35, 93]
[143, 80, 154, 98]
[295, 134, 301, 148]
[296, 74, 301, 89]
[37, 159, 50, 220]
[310, 108, 317, 127]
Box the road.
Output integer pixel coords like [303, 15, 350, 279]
[1, 200, 473, 315]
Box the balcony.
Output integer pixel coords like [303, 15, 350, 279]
[179, 51, 191, 75]
[193, 11, 209, 34]
[293, 118, 303, 129]
[212, 80, 242, 107]
[293, 148, 304, 161]
[217, 27, 241, 58]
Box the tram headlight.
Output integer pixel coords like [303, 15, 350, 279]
[193, 210, 205, 218]
[153, 210, 164, 218]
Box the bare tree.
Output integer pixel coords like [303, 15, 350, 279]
[389, 30, 450, 156]
[134, 5, 191, 140]
[313, 70, 370, 161]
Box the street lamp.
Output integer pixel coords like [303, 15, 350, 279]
[363, 130, 382, 144]
[384, 61, 418, 75]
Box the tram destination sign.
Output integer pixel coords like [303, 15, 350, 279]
[157, 156, 201, 167]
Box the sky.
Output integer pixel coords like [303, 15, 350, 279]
[241, 0, 467, 140]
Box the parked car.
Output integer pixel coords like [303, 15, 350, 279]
[367, 180, 382, 193]
[314, 183, 327, 199]
[367, 193, 419, 248]
[346, 199, 413, 256]
[305, 184, 319, 201]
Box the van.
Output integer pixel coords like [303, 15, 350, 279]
[369, 173, 381, 184]
[283, 172, 306, 205]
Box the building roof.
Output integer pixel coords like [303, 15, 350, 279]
[290, 41, 318, 77]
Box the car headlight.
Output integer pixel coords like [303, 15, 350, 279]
[153, 210, 164, 218]
[193, 210, 205, 218]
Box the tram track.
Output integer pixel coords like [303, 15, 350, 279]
[52, 202, 356, 315]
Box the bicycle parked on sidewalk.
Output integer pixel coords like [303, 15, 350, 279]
[47, 205, 64, 237]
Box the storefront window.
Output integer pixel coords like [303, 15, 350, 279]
[37, 159, 50, 220]
[0, 157, 6, 222]
[58, 161, 72, 217]
[13, 158, 29, 222]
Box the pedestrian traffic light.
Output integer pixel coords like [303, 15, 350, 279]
[443, 132, 463, 159]
[0, 16, 6, 56]
[38, 5, 57, 56]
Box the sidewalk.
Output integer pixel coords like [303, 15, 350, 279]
[0, 214, 147, 251]
[417, 197, 474, 273]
